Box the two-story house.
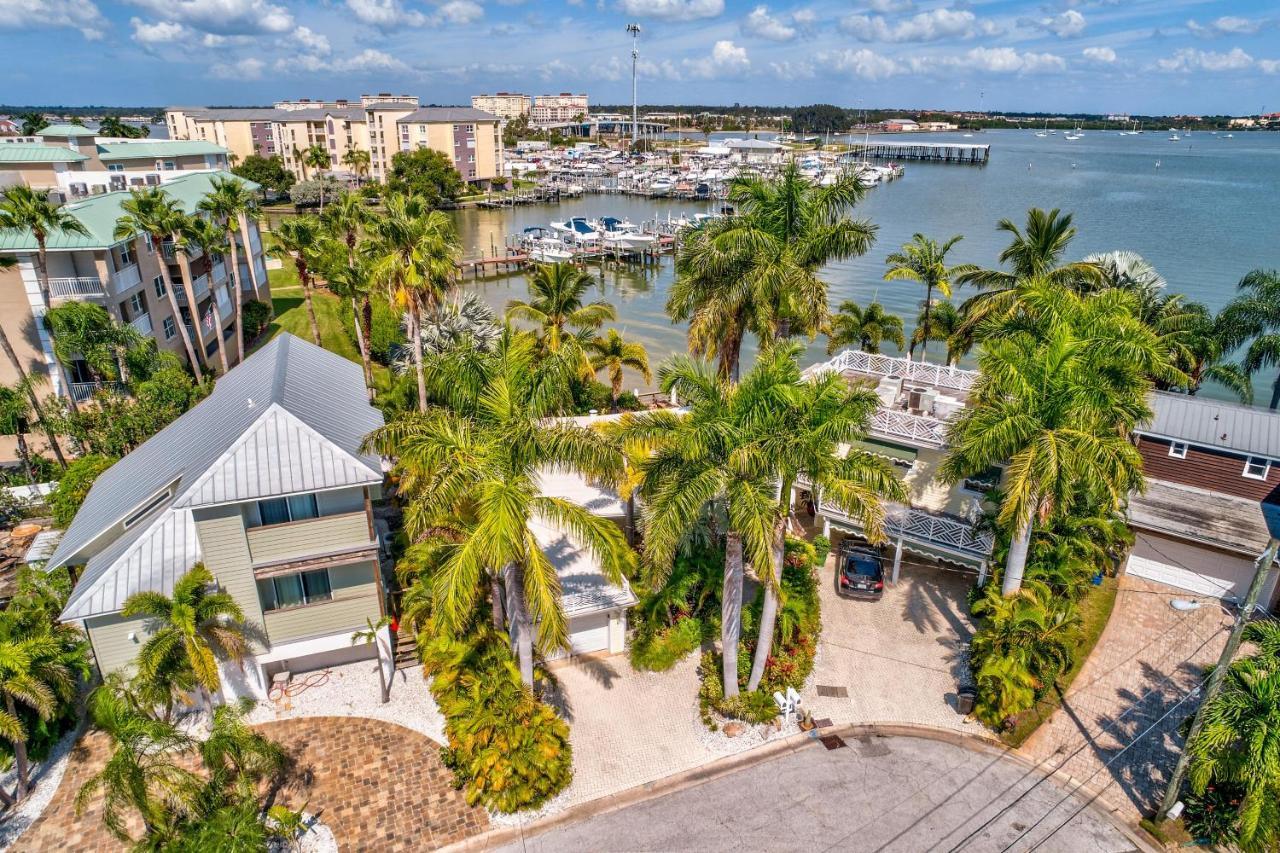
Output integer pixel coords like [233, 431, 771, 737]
[1125, 392, 1280, 612]
[801, 349, 997, 582]
[44, 334, 388, 699]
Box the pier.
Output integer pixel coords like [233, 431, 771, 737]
[847, 142, 990, 165]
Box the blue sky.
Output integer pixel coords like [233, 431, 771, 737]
[2, 0, 1276, 112]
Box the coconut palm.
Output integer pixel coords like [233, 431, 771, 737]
[0, 256, 67, 466]
[742, 346, 906, 691]
[179, 216, 232, 375]
[363, 333, 632, 686]
[267, 215, 324, 347]
[617, 356, 779, 699]
[114, 188, 204, 381]
[18, 113, 48, 137]
[825, 300, 905, 355]
[121, 563, 249, 719]
[45, 300, 140, 389]
[587, 329, 652, 411]
[884, 233, 965, 362]
[1220, 269, 1280, 409]
[909, 299, 971, 366]
[198, 176, 260, 364]
[942, 281, 1166, 595]
[365, 195, 461, 412]
[667, 215, 756, 380]
[507, 263, 616, 354]
[1167, 302, 1252, 403]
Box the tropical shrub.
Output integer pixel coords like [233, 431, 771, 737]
[628, 544, 722, 673]
[1182, 782, 1246, 849]
[48, 454, 115, 527]
[570, 377, 642, 415]
[240, 300, 271, 342]
[697, 650, 779, 726]
[339, 295, 405, 365]
[629, 617, 702, 672]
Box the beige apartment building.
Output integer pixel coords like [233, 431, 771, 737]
[531, 93, 589, 125]
[471, 92, 531, 121]
[392, 108, 503, 185]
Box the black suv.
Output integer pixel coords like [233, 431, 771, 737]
[836, 541, 885, 600]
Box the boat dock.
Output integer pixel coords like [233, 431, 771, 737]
[847, 141, 990, 165]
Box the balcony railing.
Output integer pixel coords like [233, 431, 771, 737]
[129, 313, 153, 336]
[111, 262, 141, 291]
[162, 243, 202, 262]
[211, 259, 227, 282]
[819, 497, 994, 562]
[68, 381, 126, 402]
[807, 349, 978, 393]
[869, 408, 950, 448]
[48, 276, 107, 300]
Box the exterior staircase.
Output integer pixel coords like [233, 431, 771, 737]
[393, 630, 418, 670]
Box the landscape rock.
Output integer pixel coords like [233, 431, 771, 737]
[722, 721, 746, 737]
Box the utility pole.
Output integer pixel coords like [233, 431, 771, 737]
[1155, 533, 1280, 822]
[627, 23, 641, 147]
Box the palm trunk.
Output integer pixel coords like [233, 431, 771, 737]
[351, 297, 374, 392]
[610, 368, 622, 413]
[295, 259, 322, 347]
[747, 479, 791, 692]
[776, 317, 791, 341]
[226, 229, 246, 364]
[1002, 518, 1033, 596]
[918, 284, 934, 363]
[0, 325, 67, 468]
[15, 432, 34, 484]
[361, 296, 375, 399]
[624, 493, 637, 548]
[409, 306, 427, 413]
[1270, 376, 1280, 411]
[489, 574, 506, 630]
[159, 238, 204, 383]
[6, 695, 30, 800]
[504, 564, 534, 687]
[35, 239, 81, 415]
[722, 531, 745, 699]
[209, 280, 230, 376]
[237, 214, 266, 311]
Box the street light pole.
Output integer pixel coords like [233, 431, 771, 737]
[627, 23, 641, 147]
[1155, 535, 1280, 821]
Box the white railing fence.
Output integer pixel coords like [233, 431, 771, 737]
[870, 408, 949, 448]
[129, 313, 153, 336]
[807, 348, 978, 393]
[48, 276, 107, 299]
[819, 497, 994, 560]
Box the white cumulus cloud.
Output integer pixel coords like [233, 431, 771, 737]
[212, 56, 264, 79]
[742, 5, 794, 41]
[1037, 9, 1085, 37]
[840, 9, 998, 43]
[1187, 16, 1264, 38]
[957, 46, 1066, 74]
[683, 39, 749, 78]
[130, 17, 186, 44]
[0, 0, 107, 39]
[130, 0, 293, 35]
[824, 47, 901, 79]
[436, 0, 483, 25]
[292, 25, 330, 54]
[618, 0, 724, 22]
[1157, 47, 1256, 72]
[1081, 46, 1116, 63]
[346, 0, 426, 27]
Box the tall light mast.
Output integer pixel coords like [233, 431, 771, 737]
[627, 23, 641, 145]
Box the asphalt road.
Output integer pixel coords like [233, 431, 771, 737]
[497, 733, 1145, 853]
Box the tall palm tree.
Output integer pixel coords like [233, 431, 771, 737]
[267, 215, 324, 347]
[45, 300, 139, 390]
[0, 256, 67, 467]
[667, 215, 755, 381]
[179, 216, 232, 375]
[120, 563, 249, 718]
[198, 176, 259, 364]
[942, 280, 1168, 595]
[507, 263, 616, 353]
[302, 145, 331, 197]
[954, 207, 1103, 334]
[742, 346, 906, 691]
[342, 148, 371, 184]
[825, 300, 905, 355]
[322, 192, 375, 390]
[909, 299, 970, 366]
[363, 333, 632, 685]
[586, 329, 652, 411]
[1, 185, 92, 406]
[617, 356, 778, 699]
[0, 623, 82, 804]
[1169, 301, 1252, 403]
[114, 188, 204, 382]
[884, 233, 965, 362]
[1220, 269, 1280, 409]
[366, 195, 462, 411]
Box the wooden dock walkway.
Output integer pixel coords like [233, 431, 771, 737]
[848, 141, 990, 165]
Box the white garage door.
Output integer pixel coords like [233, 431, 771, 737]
[1126, 534, 1278, 607]
[568, 612, 610, 655]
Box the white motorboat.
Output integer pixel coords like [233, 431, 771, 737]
[529, 239, 574, 264]
[597, 217, 656, 250]
[648, 178, 675, 197]
[1169, 133, 1181, 142]
[549, 217, 600, 243]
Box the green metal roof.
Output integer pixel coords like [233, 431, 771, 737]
[848, 438, 918, 465]
[37, 124, 97, 138]
[97, 141, 228, 161]
[0, 144, 89, 163]
[0, 171, 259, 252]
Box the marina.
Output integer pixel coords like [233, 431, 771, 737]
[846, 141, 991, 165]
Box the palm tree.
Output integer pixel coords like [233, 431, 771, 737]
[366, 195, 462, 411]
[342, 148, 371, 184]
[1171, 302, 1251, 403]
[96, 116, 132, 138]
[742, 346, 906, 692]
[114, 188, 204, 381]
[179, 216, 232, 375]
[909, 299, 970, 366]
[76, 678, 200, 843]
[45, 300, 139, 389]
[18, 113, 48, 137]
[322, 192, 375, 390]
[0, 256, 67, 467]
[884, 233, 965, 362]
[586, 329, 652, 411]
[1, 185, 92, 405]
[943, 280, 1169, 595]
[0, 622, 82, 804]
[507, 263, 616, 354]
[267, 215, 324, 347]
[302, 144, 331, 193]
[198, 176, 259, 364]
[1220, 269, 1280, 409]
[667, 215, 755, 381]
[617, 356, 778, 699]
[825, 300, 905, 355]
[363, 333, 632, 685]
[120, 563, 250, 719]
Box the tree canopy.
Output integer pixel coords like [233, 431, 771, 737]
[387, 148, 465, 206]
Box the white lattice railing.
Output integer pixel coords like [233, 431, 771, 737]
[808, 349, 978, 393]
[870, 408, 949, 447]
[48, 276, 107, 299]
[821, 498, 994, 560]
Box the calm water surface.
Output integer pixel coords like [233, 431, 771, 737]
[453, 129, 1280, 398]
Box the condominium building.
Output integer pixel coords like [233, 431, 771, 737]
[471, 93, 531, 121]
[531, 93, 589, 125]
[392, 108, 503, 185]
[0, 171, 269, 424]
[0, 125, 230, 198]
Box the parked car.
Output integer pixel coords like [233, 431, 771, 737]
[836, 541, 885, 600]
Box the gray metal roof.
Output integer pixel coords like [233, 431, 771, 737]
[398, 107, 499, 123]
[1141, 392, 1280, 459]
[52, 334, 385, 620]
[277, 107, 367, 122]
[532, 520, 635, 617]
[180, 108, 285, 121]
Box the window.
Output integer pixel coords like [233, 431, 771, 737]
[963, 466, 1003, 494]
[119, 246, 134, 266]
[1243, 456, 1271, 480]
[123, 489, 171, 529]
[128, 292, 145, 316]
[142, 233, 154, 252]
[107, 163, 124, 172]
[251, 493, 320, 527]
[1168, 442, 1188, 459]
[163, 317, 176, 340]
[153, 275, 166, 298]
[257, 569, 332, 612]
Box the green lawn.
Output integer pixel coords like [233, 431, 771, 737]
[1000, 575, 1120, 747]
[259, 269, 386, 386]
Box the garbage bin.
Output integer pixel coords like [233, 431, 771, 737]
[956, 687, 977, 716]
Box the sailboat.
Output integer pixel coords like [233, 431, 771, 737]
[1035, 119, 1048, 138]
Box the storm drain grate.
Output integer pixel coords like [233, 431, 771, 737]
[820, 735, 847, 750]
[816, 685, 849, 698]
[815, 718, 834, 729]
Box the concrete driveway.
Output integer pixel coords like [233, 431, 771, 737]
[497, 731, 1144, 853]
[806, 534, 980, 734]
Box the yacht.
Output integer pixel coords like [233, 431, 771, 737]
[550, 217, 600, 243]
[1169, 133, 1181, 142]
[529, 239, 574, 264]
[596, 217, 656, 251]
[648, 177, 675, 197]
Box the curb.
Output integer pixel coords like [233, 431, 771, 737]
[437, 721, 1158, 853]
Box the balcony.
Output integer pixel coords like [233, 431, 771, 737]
[211, 259, 227, 282]
[819, 498, 994, 567]
[111, 263, 142, 291]
[174, 274, 210, 304]
[48, 276, 107, 300]
[246, 510, 375, 568]
[162, 243, 202, 262]
[869, 408, 950, 449]
[129, 313, 153, 336]
[68, 381, 126, 402]
[807, 349, 978, 394]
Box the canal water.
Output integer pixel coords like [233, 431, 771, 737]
[455, 128, 1280, 400]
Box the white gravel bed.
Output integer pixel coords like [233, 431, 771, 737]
[0, 724, 83, 851]
[268, 813, 337, 853]
[244, 658, 446, 745]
